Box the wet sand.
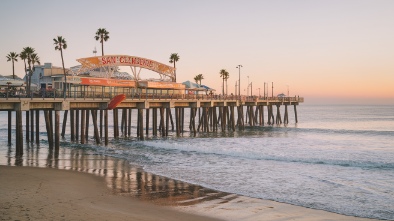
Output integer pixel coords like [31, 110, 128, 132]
[0, 159, 378, 221]
[0, 166, 222, 221]
[0, 147, 378, 221]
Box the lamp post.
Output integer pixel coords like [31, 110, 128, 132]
[287, 84, 289, 97]
[235, 80, 238, 96]
[247, 76, 249, 96]
[236, 65, 242, 97]
[272, 82, 274, 98]
[250, 82, 252, 97]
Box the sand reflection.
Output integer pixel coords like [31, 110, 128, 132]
[1, 144, 230, 207]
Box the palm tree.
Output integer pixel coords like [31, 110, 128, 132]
[22, 47, 35, 93]
[169, 53, 180, 82]
[20, 50, 28, 77]
[28, 53, 40, 95]
[54, 36, 68, 98]
[219, 69, 229, 95]
[95, 28, 110, 56]
[197, 74, 204, 86]
[194, 75, 199, 84]
[6, 52, 19, 79]
[225, 71, 229, 95]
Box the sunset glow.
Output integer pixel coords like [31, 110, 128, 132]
[1, 0, 393, 104]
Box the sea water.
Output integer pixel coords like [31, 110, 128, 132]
[0, 104, 393, 220]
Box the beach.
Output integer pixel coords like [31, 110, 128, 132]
[0, 165, 222, 221]
[0, 165, 377, 221]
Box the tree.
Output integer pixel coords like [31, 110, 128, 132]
[194, 75, 199, 84]
[27, 51, 40, 95]
[95, 28, 110, 56]
[20, 50, 28, 77]
[21, 47, 34, 93]
[169, 53, 180, 82]
[197, 74, 204, 86]
[54, 36, 68, 98]
[219, 69, 229, 95]
[6, 52, 19, 79]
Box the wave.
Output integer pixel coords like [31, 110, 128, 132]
[138, 140, 394, 170]
[244, 126, 394, 137]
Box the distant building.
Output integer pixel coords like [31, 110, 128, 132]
[24, 63, 68, 91]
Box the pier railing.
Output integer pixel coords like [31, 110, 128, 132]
[0, 90, 303, 103]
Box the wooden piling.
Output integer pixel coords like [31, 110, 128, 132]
[160, 107, 165, 136]
[153, 108, 157, 136]
[30, 110, 34, 142]
[85, 109, 90, 141]
[44, 110, 53, 149]
[146, 108, 150, 136]
[70, 109, 75, 141]
[16, 110, 23, 155]
[55, 110, 60, 150]
[104, 109, 108, 146]
[175, 107, 180, 136]
[284, 105, 289, 124]
[61, 110, 68, 138]
[121, 109, 125, 135]
[81, 109, 86, 144]
[113, 109, 118, 138]
[169, 108, 174, 132]
[294, 105, 298, 123]
[181, 108, 185, 133]
[128, 109, 132, 137]
[8, 111, 11, 145]
[76, 109, 79, 141]
[165, 108, 170, 136]
[138, 108, 144, 140]
[100, 109, 103, 138]
[35, 110, 40, 145]
[92, 110, 100, 144]
[25, 111, 29, 142]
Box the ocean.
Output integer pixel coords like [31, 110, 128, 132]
[0, 104, 393, 220]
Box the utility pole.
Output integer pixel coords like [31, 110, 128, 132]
[236, 65, 242, 97]
[235, 81, 238, 96]
[272, 82, 274, 98]
[250, 82, 253, 96]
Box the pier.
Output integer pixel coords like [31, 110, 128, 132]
[0, 94, 303, 155]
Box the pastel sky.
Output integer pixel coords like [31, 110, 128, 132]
[1, 0, 393, 104]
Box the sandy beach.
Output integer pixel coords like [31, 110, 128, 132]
[0, 166, 222, 221]
[0, 165, 377, 221]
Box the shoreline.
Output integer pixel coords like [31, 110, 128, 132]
[0, 165, 222, 221]
[0, 149, 379, 221]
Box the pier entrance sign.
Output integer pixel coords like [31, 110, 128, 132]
[74, 55, 175, 81]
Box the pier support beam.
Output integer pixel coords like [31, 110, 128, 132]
[70, 110, 75, 142]
[294, 105, 298, 123]
[36, 110, 40, 145]
[8, 111, 11, 145]
[92, 110, 100, 144]
[16, 110, 23, 155]
[44, 110, 53, 149]
[81, 110, 86, 144]
[104, 110, 108, 146]
[61, 110, 68, 138]
[138, 108, 144, 140]
[30, 110, 34, 142]
[25, 111, 29, 142]
[55, 110, 60, 151]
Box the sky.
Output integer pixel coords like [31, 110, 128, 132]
[1, 0, 393, 104]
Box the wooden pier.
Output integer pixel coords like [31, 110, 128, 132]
[0, 95, 303, 155]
